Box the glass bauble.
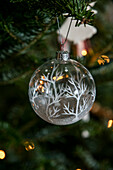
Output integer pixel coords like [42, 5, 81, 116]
[29, 51, 96, 125]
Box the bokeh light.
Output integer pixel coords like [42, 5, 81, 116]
[81, 49, 87, 56]
[24, 141, 35, 151]
[0, 150, 6, 159]
[107, 120, 113, 128]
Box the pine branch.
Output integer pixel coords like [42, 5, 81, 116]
[0, 18, 56, 67]
[19, 118, 38, 133]
[91, 62, 113, 84]
[76, 146, 100, 169]
[15, 19, 56, 57]
[34, 0, 95, 26]
[0, 70, 32, 85]
[4, 24, 24, 44]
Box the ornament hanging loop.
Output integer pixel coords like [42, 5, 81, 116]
[56, 15, 73, 50]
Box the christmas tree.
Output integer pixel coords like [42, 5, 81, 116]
[0, 0, 113, 169]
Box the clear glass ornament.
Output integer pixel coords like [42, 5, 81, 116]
[29, 51, 96, 125]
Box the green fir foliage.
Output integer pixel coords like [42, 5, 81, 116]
[0, 0, 113, 170]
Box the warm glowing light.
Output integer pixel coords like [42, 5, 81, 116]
[41, 87, 44, 92]
[40, 80, 44, 85]
[0, 150, 6, 159]
[53, 76, 56, 80]
[41, 76, 45, 79]
[56, 76, 63, 81]
[37, 85, 44, 92]
[39, 86, 44, 92]
[53, 76, 64, 81]
[76, 169, 82, 170]
[66, 74, 69, 78]
[101, 55, 110, 63]
[24, 141, 35, 151]
[107, 120, 113, 128]
[97, 55, 110, 65]
[28, 145, 33, 150]
[53, 75, 69, 80]
[81, 49, 87, 56]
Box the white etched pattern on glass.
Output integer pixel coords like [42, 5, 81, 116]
[29, 59, 96, 125]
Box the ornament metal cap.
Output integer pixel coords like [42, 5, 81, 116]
[56, 51, 70, 61]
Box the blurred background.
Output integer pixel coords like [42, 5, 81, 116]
[0, 0, 113, 169]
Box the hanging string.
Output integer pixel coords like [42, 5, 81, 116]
[56, 15, 73, 50]
[56, 16, 63, 48]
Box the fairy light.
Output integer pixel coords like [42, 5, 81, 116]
[41, 76, 45, 79]
[76, 169, 82, 170]
[107, 120, 113, 128]
[24, 141, 35, 151]
[53, 76, 56, 80]
[53, 76, 64, 81]
[66, 74, 69, 78]
[40, 80, 44, 85]
[81, 49, 87, 56]
[0, 150, 6, 159]
[56, 76, 63, 81]
[37, 85, 44, 92]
